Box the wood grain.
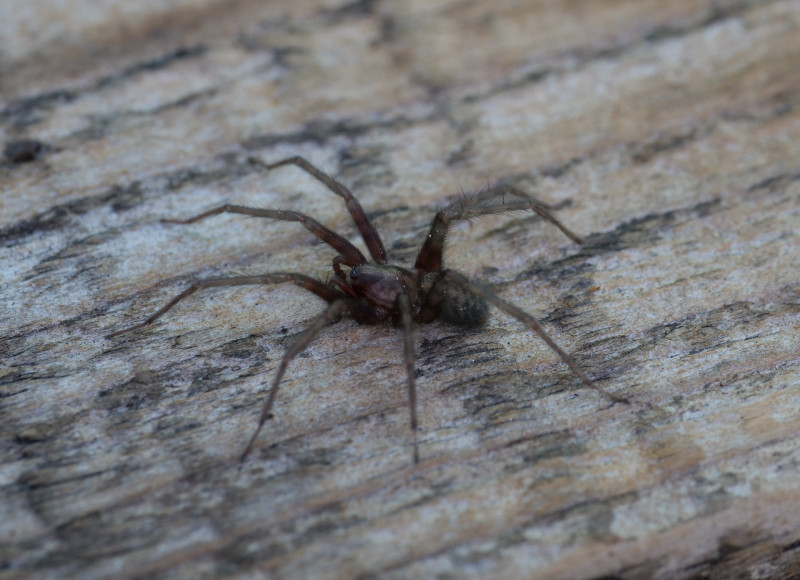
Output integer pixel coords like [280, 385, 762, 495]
[2, 1, 799, 578]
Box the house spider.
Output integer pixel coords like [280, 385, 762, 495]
[108, 156, 626, 464]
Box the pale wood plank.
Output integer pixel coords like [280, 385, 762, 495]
[2, 1, 799, 578]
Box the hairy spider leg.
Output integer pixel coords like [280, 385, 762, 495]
[442, 271, 628, 404]
[105, 274, 340, 338]
[253, 156, 389, 265]
[457, 182, 557, 210]
[395, 293, 419, 464]
[162, 204, 367, 267]
[415, 197, 584, 274]
[240, 299, 351, 463]
[486, 186, 583, 243]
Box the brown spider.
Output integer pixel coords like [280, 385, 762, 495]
[108, 156, 627, 464]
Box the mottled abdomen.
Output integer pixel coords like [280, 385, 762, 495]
[420, 272, 489, 327]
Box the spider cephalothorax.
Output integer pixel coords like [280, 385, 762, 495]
[108, 156, 626, 463]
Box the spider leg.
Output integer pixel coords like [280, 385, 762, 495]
[465, 186, 581, 241]
[415, 193, 583, 274]
[252, 156, 388, 265]
[462, 182, 556, 209]
[106, 273, 341, 338]
[442, 271, 629, 404]
[163, 204, 366, 267]
[240, 299, 351, 463]
[395, 293, 420, 464]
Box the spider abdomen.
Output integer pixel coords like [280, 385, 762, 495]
[436, 279, 489, 327]
[419, 272, 489, 327]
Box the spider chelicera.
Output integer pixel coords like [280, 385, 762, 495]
[108, 156, 627, 464]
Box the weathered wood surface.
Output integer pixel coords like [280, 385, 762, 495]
[2, 1, 799, 578]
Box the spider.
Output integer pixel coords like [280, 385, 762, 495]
[107, 156, 627, 464]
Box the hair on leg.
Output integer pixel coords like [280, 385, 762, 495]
[415, 193, 584, 274]
[458, 182, 557, 209]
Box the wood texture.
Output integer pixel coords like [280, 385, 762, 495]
[2, 1, 799, 578]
